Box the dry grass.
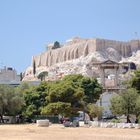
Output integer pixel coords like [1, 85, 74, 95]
[0, 124, 140, 140]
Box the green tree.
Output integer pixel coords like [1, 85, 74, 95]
[33, 60, 36, 76]
[0, 85, 24, 123]
[42, 102, 71, 117]
[87, 103, 103, 120]
[16, 82, 30, 94]
[129, 70, 140, 93]
[52, 41, 60, 49]
[62, 74, 102, 120]
[110, 88, 140, 123]
[80, 77, 102, 103]
[22, 82, 48, 118]
[37, 71, 48, 81]
[42, 81, 84, 117]
[41, 74, 102, 118]
[62, 74, 102, 103]
[21, 74, 102, 120]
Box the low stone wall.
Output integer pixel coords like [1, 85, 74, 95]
[3, 116, 16, 124]
[36, 119, 49, 127]
[82, 121, 140, 129]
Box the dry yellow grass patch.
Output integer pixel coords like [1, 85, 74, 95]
[0, 124, 139, 140]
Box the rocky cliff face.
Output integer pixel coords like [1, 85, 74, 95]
[23, 37, 140, 81]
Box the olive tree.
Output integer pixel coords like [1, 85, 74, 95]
[0, 85, 24, 123]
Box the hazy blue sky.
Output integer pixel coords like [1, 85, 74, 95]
[0, 0, 140, 73]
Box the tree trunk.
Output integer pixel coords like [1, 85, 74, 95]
[126, 115, 131, 123]
[135, 114, 139, 123]
[89, 114, 93, 121]
[83, 111, 86, 123]
[0, 115, 4, 123]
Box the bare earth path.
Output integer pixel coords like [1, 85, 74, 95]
[0, 124, 140, 140]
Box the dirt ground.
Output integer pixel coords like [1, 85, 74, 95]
[0, 124, 140, 140]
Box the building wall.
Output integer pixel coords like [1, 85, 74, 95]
[0, 67, 20, 84]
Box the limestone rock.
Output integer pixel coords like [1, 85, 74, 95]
[23, 37, 140, 81]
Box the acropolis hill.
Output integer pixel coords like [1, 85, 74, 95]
[23, 37, 140, 81]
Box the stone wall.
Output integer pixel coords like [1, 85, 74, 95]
[32, 37, 140, 68]
[95, 39, 132, 57]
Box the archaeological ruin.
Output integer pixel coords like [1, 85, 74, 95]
[23, 37, 140, 82]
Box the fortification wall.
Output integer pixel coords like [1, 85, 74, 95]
[95, 39, 132, 57]
[32, 38, 140, 68]
[33, 38, 97, 67]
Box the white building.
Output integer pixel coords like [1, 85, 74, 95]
[0, 66, 20, 85]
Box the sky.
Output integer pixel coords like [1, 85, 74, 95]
[0, 0, 140, 73]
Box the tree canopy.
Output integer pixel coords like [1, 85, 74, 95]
[22, 82, 48, 118]
[53, 41, 60, 49]
[0, 85, 24, 123]
[129, 70, 140, 93]
[19, 74, 102, 119]
[110, 88, 140, 122]
[87, 103, 103, 120]
[41, 79, 84, 116]
[41, 74, 102, 117]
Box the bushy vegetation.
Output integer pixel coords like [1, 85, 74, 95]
[0, 74, 102, 123]
[110, 88, 140, 122]
[87, 103, 103, 120]
[110, 70, 140, 123]
[0, 84, 24, 123]
[1, 69, 140, 124]
[22, 74, 102, 120]
[129, 70, 140, 93]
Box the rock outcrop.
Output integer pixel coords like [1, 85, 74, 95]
[23, 37, 140, 81]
